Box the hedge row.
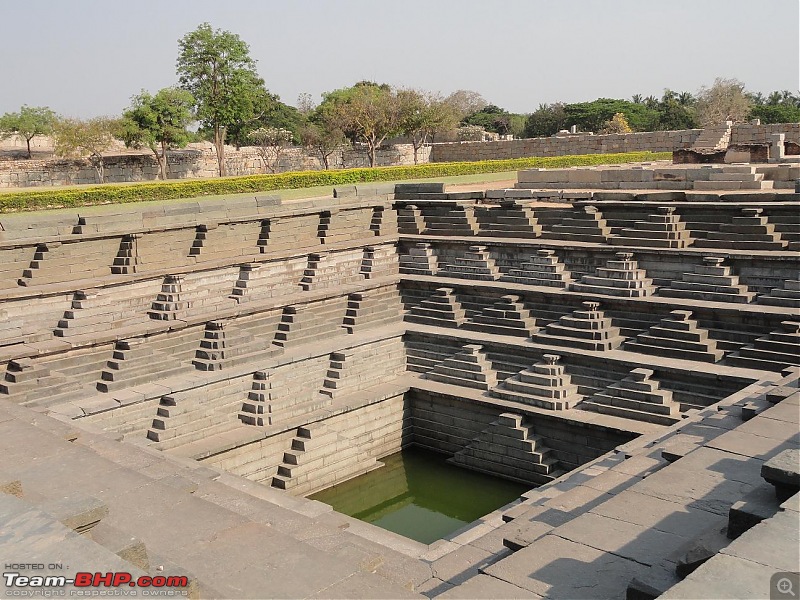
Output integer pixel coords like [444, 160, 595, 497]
[0, 151, 671, 213]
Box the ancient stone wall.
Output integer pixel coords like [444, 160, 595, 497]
[429, 123, 800, 163]
[0, 142, 430, 188]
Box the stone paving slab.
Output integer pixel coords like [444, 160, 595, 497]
[588, 489, 727, 538]
[437, 574, 543, 599]
[660, 552, 778, 599]
[721, 510, 800, 572]
[550, 512, 688, 566]
[482, 534, 650, 598]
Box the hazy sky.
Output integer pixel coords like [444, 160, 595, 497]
[1, 0, 798, 118]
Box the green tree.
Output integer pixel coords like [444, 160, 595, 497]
[564, 98, 659, 132]
[176, 22, 265, 177]
[695, 78, 752, 126]
[523, 103, 568, 137]
[52, 117, 119, 183]
[397, 90, 459, 164]
[319, 82, 404, 167]
[119, 88, 194, 180]
[0, 106, 58, 158]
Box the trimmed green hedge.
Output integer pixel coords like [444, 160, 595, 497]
[0, 151, 671, 213]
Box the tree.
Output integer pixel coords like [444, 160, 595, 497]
[0, 106, 58, 158]
[119, 88, 194, 180]
[443, 90, 489, 120]
[462, 104, 526, 138]
[176, 23, 265, 177]
[52, 117, 119, 183]
[397, 90, 459, 164]
[299, 104, 347, 170]
[695, 78, 752, 126]
[320, 82, 404, 167]
[523, 103, 568, 137]
[749, 90, 800, 124]
[600, 112, 633, 134]
[248, 127, 293, 173]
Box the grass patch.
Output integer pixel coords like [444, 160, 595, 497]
[0, 151, 671, 213]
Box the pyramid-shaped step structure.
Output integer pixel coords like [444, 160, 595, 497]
[360, 245, 398, 279]
[192, 320, 279, 371]
[396, 204, 425, 234]
[342, 287, 403, 333]
[97, 339, 186, 392]
[490, 354, 579, 410]
[462, 295, 537, 338]
[533, 301, 624, 351]
[399, 243, 438, 276]
[476, 201, 542, 238]
[55, 287, 151, 337]
[272, 298, 349, 348]
[694, 165, 773, 191]
[758, 280, 800, 308]
[299, 251, 365, 292]
[658, 257, 755, 303]
[569, 252, 655, 298]
[239, 368, 331, 427]
[726, 321, 800, 371]
[611, 207, 693, 248]
[581, 368, 681, 425]
[424, 344, 498, 390]
[405, 287, 466, 328]
[694, 208, 787, 250]
[420, 205, 479, 236]
[501, 249, 573, 288]
[449, 413, 564, 486]
[229, 259, 305, 304]
[147, 275, 189, 320]
[624, 310, 724, 363]
[271, 423, 380, 496]
[439, 245, 497, 281]
[369, 206, 398, 236]
[543, 206, 611, 243]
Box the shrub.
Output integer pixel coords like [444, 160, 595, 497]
[0, 151, 671, 213]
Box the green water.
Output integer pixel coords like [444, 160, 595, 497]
[309, 447, 529, 544]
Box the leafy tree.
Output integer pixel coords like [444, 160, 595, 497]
[176, 22, 265, 177]
[695, 78, 752, 126]
[299, 120, 346, 170]
[563, 99, 659, 132]
[462, 104, 527, 138]
[748, 90, 800, 123]
[600, 112, 633, 134]
[523, 103, 568, 137]
[119, 88, 194, 180]
[443, 90, 489, 120]
[224, 89, 306, 148]
[52, 117, 119, 183]
[397, 90, 459, 164]
[0, 106, 58, 158]
[319, 82, 404, 167]
[248, 127, 293, 173]
[656, 98, 697, 130]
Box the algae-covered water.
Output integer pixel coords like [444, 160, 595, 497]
[309, 447, 529, 544]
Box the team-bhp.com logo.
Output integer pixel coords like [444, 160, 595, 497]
[4, 571, 188, 596]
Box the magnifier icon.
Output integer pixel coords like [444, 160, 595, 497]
[778, 578, 796, 597]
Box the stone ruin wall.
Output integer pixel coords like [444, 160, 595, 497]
[0, 142, 431, 188]
[2, 123, 799, 188]
[430, 123, 800, 162]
